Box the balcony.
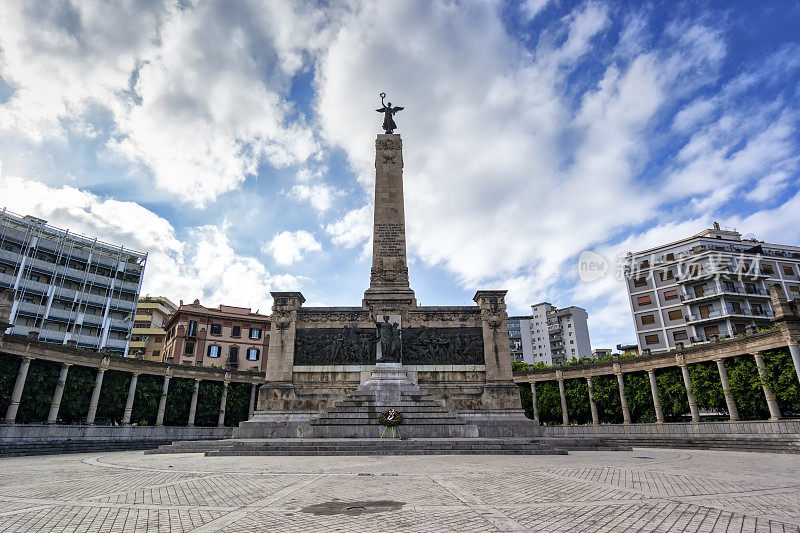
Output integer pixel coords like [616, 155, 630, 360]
[687, 307, 774, 323]
[548, 323, 562, 332]
[0, 272, 17, 288]
[680, 285, 769, 302]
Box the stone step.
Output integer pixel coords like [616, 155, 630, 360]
[310, 418, 467, 426]
[317, 411, 459, 419]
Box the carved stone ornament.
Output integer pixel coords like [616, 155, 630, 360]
[556, 369, 564, 381]
[297, 312, 369, 324]
[480, 308, 505, 330]
[164, 366, 174, 379]
[612, 362, 622, 375]
[99, 357, 111, 371]
[224, 372, 231, 384]
[273, 310, 293, 331]
[370, 257, 409, 284]
[675, 353, 686, 367]
[408, 311, 482, 325]
[376, 138, 402, 151]
[294, 326, 484, 366]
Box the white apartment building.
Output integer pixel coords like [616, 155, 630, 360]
[0, 208, 147, 355]
[624, 223, 800, 353]
[507, 302, 593, 365]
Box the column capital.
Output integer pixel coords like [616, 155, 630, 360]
[98, 357, 111, 371]
[675, 353, 686, 367]
[130, 371, 141, 377]
[21, 355, 35, 363]
[555, 369, 564, 381]
[164, 366, 174, 379]
[612, 362, 622, 375]
[62, 362, 73, 368]
[224, 372, 231, 385]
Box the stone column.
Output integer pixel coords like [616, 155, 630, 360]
[85, 358, 110, 425]
[188, 379, 200, 427]
[556, 371, 569, 426]
[788, 344, 800, 387]
[714, 358, 739, 421]
[47, 363, 71, 424]
[586, 377, 599, 425]
[248, 384, 257, 419]
[155, 368, 173, 426]
[363, 133, 416, 307]
[530, 382, 539, 423]
[647, 370, 664, 424]
[4, 356, 33, 424]
[614, 364, 631, 425]
[121, 372, 140, 425]
[217, 376, 230, 427]
[753, 352, 781, 420]
[474, 291, 522, 410]
[677, 354, 700, 422]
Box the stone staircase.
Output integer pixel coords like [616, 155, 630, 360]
[145, 436, 631, 456]
[309, 390, 478, 438]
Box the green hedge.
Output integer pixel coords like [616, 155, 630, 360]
[0, 353, 253, 426]
[515, 348, 799, 424]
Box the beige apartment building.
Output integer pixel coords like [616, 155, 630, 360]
[624, 223, 800, 353]
[128, 296, 178, 361]
[162, 299, 270, 372]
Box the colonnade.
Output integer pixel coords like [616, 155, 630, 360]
[3, 356, 262, 427]
[528, 347, 800, 426]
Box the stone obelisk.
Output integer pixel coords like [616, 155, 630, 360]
[363, 133, 417, 310]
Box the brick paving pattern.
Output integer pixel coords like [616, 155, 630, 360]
[0, 448, 798, 531]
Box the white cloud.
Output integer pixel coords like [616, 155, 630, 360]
[325, 205, 373, 251]
[521, 0, 551, 21]
[264, 230, 322, 265]
[0, 171, 305, 311]
[0, 1, 333, 206]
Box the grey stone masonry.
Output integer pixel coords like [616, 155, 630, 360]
[363, 133, 416, 309]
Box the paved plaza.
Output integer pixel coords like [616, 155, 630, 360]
[0, 448, 798, 532]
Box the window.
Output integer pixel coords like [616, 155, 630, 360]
[761, 264, 774, 275]
[672, 330, 688, 341]
[667, 309, 683, 321]
[249, 327, 261, 339]
[229, 347, 239, 363]
[664, 289, 678, 301]
[790, 286, 800, 297]
[659, 270, 674, 281]
[783, 265, 795, 276]
[184, 342, 194, 355]
[665, 253, 675, 261]
[232, 325, 241, 337]
[187, 320, 197, 336]
[247, 348, 260, 361]
[637, 295, 652, 306]
[210, 323, 222, 335]
[152, 350, 160, 359]
[688, 264, 702, 276]
[640, 314, 655, 325]
[644, 334, 659, 345]
[633, 277, 647, 287]
[207, 345, 220, 358]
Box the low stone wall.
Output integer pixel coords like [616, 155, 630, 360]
[539, 420, 800, 453]
[0, 424, 234, 457]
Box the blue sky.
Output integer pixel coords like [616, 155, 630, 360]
[0, 0, 799, 349]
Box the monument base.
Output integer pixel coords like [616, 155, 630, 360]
[362, 287, 417, 309]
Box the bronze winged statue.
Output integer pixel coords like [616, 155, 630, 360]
[376, 92, 404, 134]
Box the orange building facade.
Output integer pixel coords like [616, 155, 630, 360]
[163, 299, 270, 372]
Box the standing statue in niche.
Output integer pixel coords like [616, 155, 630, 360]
[376, 92, 404, 134]
[371, 312, 401, 362]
